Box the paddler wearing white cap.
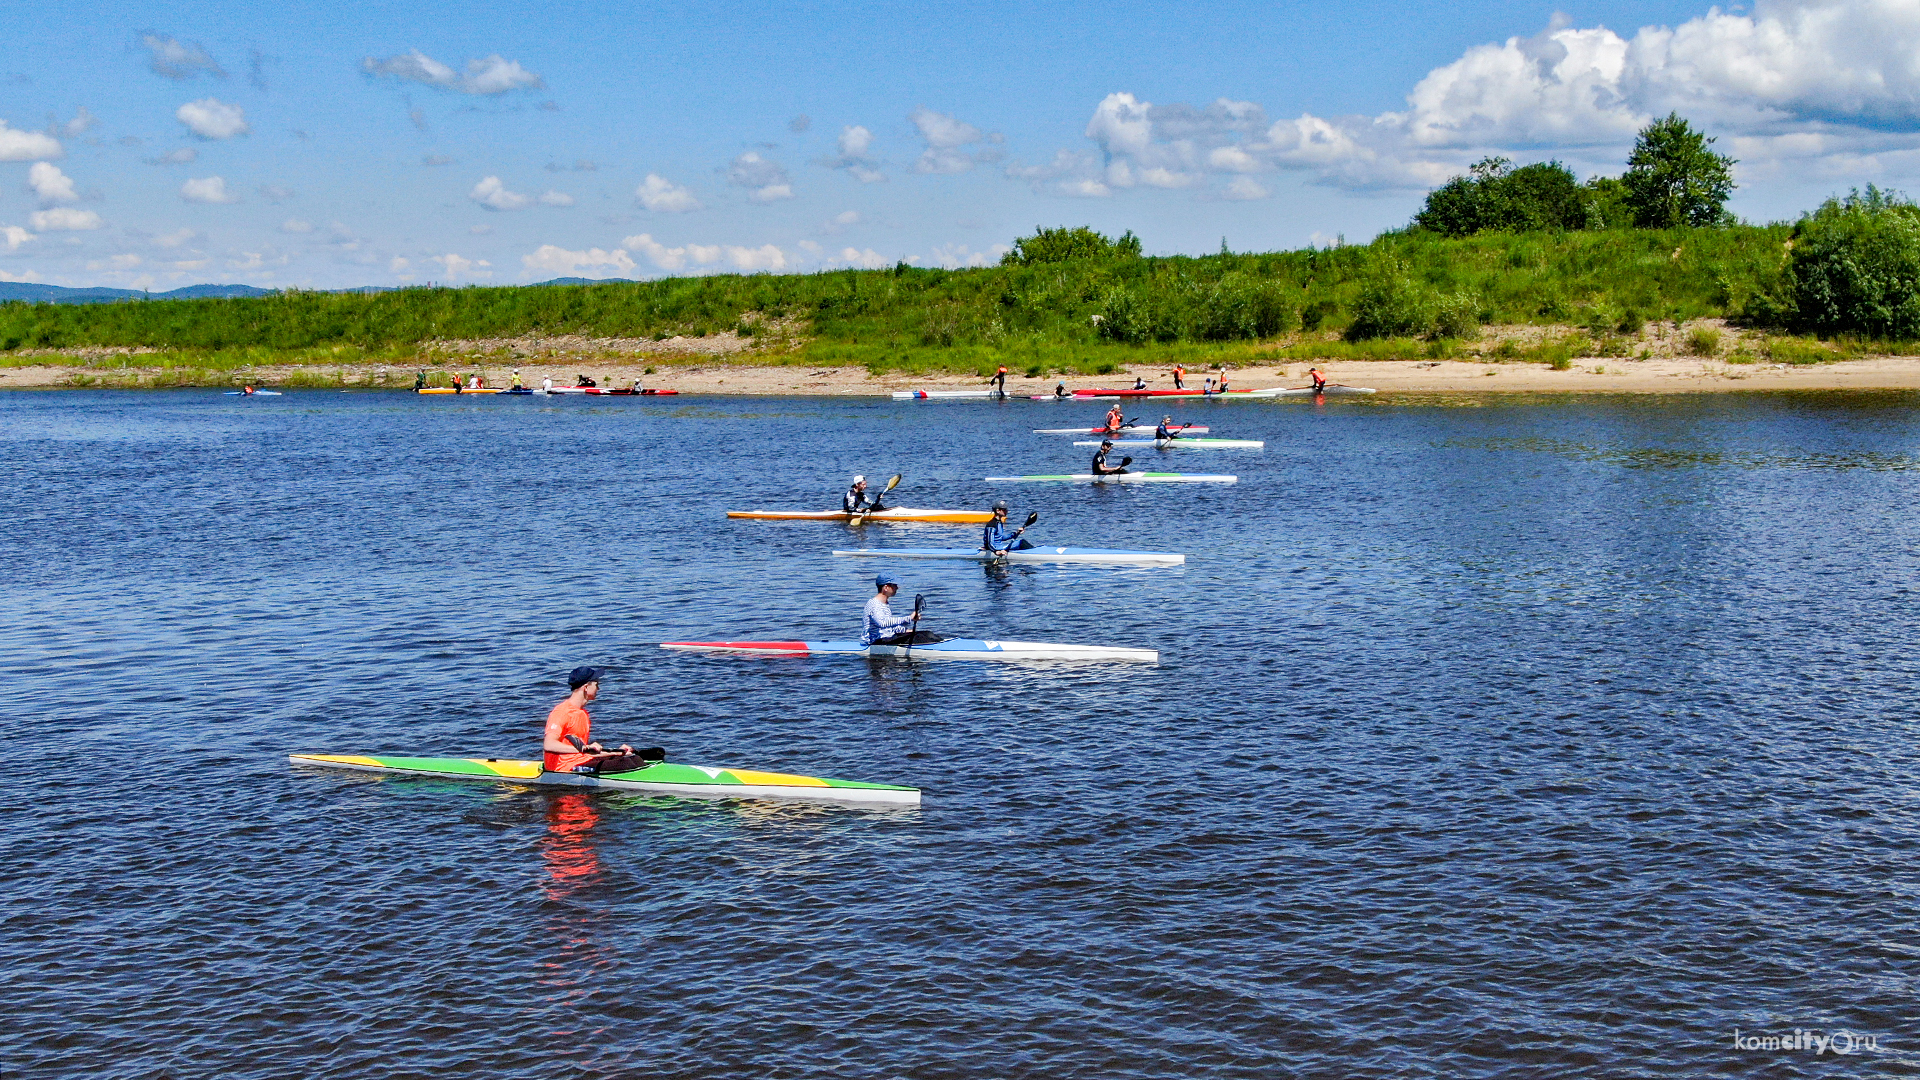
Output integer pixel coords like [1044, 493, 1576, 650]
[843, 474, 887, 515]
[862, 573, 934, 646]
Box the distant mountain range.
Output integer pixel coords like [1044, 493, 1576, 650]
[0, 278, 636, 305]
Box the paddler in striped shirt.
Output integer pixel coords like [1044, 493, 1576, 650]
[843, 475, 886, 514]
[543, 667, 651, 775]
[863, 574, 933, 646]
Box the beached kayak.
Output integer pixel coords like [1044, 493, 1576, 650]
[832, 546, 1185, 565]
[1072, 438, 1264, 449]
[223, 390, 283, 396]
[1072, 388, 1274, 398]
[984, 472, 1237, 484]
[891, 389, 1006, 400]
[1033, 425, 1210, 435]
[727, 507, 994, 523]
[289, 753, 918, 807]
[415, 387, 504, 394]
[662, 638, 1158, 662]
[544, 386, 678, 395]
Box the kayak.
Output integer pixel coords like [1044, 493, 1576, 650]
[662, 638, 1158, 663]
[1071, 388, 1275, 398]
[224, 390, 283, 396]
[415, 387, 502, 394]
[1072, 438, 1264, 449]
[984, 472, 1237, 484]
[891, 389, 1006, 400]
[1033, 425, 1210, 435]
[832, 546, 1185, 565]
[727, 507, 994, 523]
[1250, 385, 1377, 397]
[289, 752, 918, 807]
[545, 386, 678, 395]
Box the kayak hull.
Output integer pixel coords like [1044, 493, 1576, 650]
[290, 753, 918, 807]
[1072, 388, 1272, 398]
[1072, 439, 1264, 448]
[224, 390, 284, 396]
[891, 390, 1004, 400]
[727, 507, 994, 523]
[661, 638, 1158, 663]
[543, 387, 678, 395]
[1248, 385, 1377, 397]
[1033, 426, 1209, 435]
[983, 473, 1237, 483]
[832, 546, 1185, 565]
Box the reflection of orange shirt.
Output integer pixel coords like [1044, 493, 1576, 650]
[544, 698, 593, 772]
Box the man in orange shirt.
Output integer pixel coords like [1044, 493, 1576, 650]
[543, 666, 650, 775]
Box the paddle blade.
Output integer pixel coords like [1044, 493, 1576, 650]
[912, 593, 925, 614]
[1023, 511, 1039, 527]
[1119, 456, 1133, 468]
[639, 747, 666, 762]
[883, 473, 903, 492]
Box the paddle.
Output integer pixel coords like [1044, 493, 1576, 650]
[568, 734, 666, 763]
[904, 593, 926, 658]
[990, 511, 1041, 559]
[854, 473, 902, 524]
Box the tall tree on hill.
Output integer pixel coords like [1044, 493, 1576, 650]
[1622, 114, 1736, 228]
[1414, 157, 1589, 237]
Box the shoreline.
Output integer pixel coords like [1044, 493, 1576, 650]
[9, 355, 1920, 395]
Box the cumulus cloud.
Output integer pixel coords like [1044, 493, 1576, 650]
[1037, 1, 1920, 195]
[2, 225, 33, 250]
[910, 106, 1001, 173]
[1224, 177, 1269, 200]
[838, 247, 888, 268]
[361, 50, 543, 94]
[29, 207, 102, 230]
[0, 120, 62, 161]
[176, 98, 249, 139]
[927, 243, 1008, 269]
[431, 253, 492, 279]
[28, 163, 77, 204]
[180, 176, 239, 203]
[538, 190, 575, 206]
[146, 147, 197, 165]
[470, 175, 531, 210]
[728, 151, 794, 201]
[822, 124, 886, 182]
[635, 173, 701, 212]
[621, 233, 788, 273]
[143, 34, 224, 80]
[60, 107, 96, 136]
[521, 244, 636, 276]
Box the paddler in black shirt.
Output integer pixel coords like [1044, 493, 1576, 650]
[1154, 415, 1183, 440]
[1091, 439, 1129, 476]
[843, 474, 886, 514]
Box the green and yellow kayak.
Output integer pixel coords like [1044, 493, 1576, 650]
[289, 753, 919, 807]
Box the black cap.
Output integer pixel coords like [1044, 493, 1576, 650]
[567, 665, 606, 689]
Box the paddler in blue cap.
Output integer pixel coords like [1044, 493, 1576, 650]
[863, 574, 930, 646]
[543, 666, 655, 775]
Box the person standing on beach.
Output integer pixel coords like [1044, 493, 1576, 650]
[1171, 364, 1185, 390]
[413, 370, 426, 390]
[542, 375, 554, 394]
[1308, 367, 1328, 392]
[991, 365, 1009, 398]
[511, 369, 523, 390]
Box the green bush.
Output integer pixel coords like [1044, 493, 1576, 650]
[1346, 263, 1433, 340]
[1686, 326, 1722, 355]
[1001, 226, 1141, 266]
[1415, 158, 1594, 237]
[1788, 187, 1920, 339]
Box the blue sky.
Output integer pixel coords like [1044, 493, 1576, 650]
[4, 0, 1917, 289]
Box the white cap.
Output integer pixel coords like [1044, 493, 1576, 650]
[852, 475, 865, 484]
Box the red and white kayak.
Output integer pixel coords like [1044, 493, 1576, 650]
[1032, 425, 1209, 435]
[662, 638, 1158, 662]
[1070, 387, 1274, 398]
[544, 386, 679, 395]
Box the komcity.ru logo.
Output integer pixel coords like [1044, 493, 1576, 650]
[1732, 1029, 1882, 1055]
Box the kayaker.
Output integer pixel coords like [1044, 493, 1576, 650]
[543, 666, 649, 775]
[542, 376, 554, 394]
[1203, 377, 1216, 396]
[1171, 363, 1185, 390]
[1103, 404, 1126, 434]
[1309, 367, 1328, 392]
[981, 500, 1033, 555]
[1218, 370, 1231, 392]
[413, 370, 426, 390]
[1053, 382, 1070, 400]
[863, 574, 931, 645]
[1091, 439, 1129, 475]
[1155, 415, 1183, 440]
[510, 369, 523, 390]
[843, 475, 886, 514]
[241, 384, 256, 396]
[1132, 375, 1147, 390]
[991, 365, 1009, 397]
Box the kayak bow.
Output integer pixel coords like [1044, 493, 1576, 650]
[727, 507, 994, 523]
[983, 473, 1237, 484]
[290, 753, 918, 806]
[832, 546, 1185, 565]
[662, 638, 1158, 663]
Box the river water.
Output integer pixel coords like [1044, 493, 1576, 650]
[3, 388, 1917, 1077]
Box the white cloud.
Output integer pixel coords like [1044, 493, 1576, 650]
[620, 233, 788, 273]
[823, 124, 886, 182]
[470, 176, 531, 210]
[538, 190, 575, 206]
[280, 219, 313, 233]
[728, 151, 794, 201]
[29, 207, 102, 230]
[391, 256, 411, 273]
[636, 173, 701, 212]
[176, 98, 249, 139]
[0, 120, 62, 161]
[61, 107, 96, 136]
[1, 225, 33, 250]
[839, 247, 888, 268]
[1224, 177, 1269, 200]
[431, 253, 492, 279]
[834, 210, 859, 226]
[909, 106, 1000, 173]
[361, 50, 544, 94]
[180, 175, 240, 203]
[927, 243, 1008, 268]
[147, 147, 198, 165]
[522, 244, 635, 276]
[28, 163, 77, 204]
[144, 34, 225, 80]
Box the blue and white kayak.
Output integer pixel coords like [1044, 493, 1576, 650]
[661, 638, 1157, 663]
[1072, 438, 1264, 449]
[832, 546, 1184, 565]
[223, 390, 283, 396]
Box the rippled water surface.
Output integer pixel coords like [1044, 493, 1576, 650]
[5, 388, 1920, 1077]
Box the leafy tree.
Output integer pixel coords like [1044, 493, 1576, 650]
[1786, 187, 1920, 338]
[1581, 176, 1634, 229]
[1622, 114, 1736, 228]
[1414, 157, 1589, 236]
[1002, 226, 1141, 266]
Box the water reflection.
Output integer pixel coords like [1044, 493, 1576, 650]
[541, 792, 603, 900]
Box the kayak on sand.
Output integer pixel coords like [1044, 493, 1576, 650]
[727, 508, 994, 523]
[289, 752, 918, 807]
[832, 546, 1185, 565]
[662, 638, 1158, 663]
[1072, 438, 1263, 449]
[984, 472, 1237, 484]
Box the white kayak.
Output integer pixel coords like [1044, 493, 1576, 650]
[891, 389, 1008, 400]
[662, 638, 1158, 663]
[1244, 384, 1377, 397]
[223, 390, 283, 396]
[984, 472, 1237, 484]
[1072, 438, 1264, 449]
[1033, 425, 1210, 435]
[832, 546, 1185, 565]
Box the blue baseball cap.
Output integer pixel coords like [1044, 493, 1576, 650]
[567, 665, 606, 689]
[875, 573, 899, 589]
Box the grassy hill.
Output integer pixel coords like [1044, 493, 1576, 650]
[0, 225, 1800, 376]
